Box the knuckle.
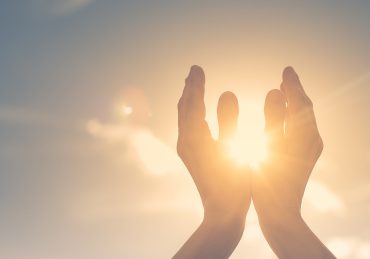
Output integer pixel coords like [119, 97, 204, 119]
[310, 134, 323, 157]
[177, 137, 193, 159]
[304, 95, 313, 108]
[316, 136, 324, 153]
[177, 98, 183, 110]
[176, 139, 185, 157]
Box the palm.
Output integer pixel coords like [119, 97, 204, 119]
[253, 67, 323, 219]
[174, 66, 334, 259]
[177, 66, 251, 218]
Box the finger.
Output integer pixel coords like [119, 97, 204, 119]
[177, 66, 204, 133]
[280, 67, 317, 134]
[177, 96, 186, 136]
[281, 67, 323, 166]
[264, 89, 286, 153]
[217, 91, 239, 143]
[181, 65, 212, 142]
[178, 67, 195, 135]
[185, 65, 205, 121]
[280, 66, 308, 112]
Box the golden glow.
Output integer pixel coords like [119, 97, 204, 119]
[228, 100, 267, 168]
[208, 99, 267, 168]
[304, 180, 345, 214]
[121, 105, 133, 116]
[226, 130, 267, 169]
[132, 130, 185, 175]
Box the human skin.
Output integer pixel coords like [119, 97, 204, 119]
[173, 65, 335, 259]
[252, 67, 336, 258]
[173, 65, 251, 259]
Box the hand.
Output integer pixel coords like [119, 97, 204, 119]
[177, 65, 251, 221]
[253, 66, 322, 220]
[174, 65, 251, 259]
[252, 67, 335, 258]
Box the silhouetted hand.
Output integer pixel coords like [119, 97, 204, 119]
[253, 67, 335, 258]
[173, 65, 335, 259]
[173, 65, 250, 259]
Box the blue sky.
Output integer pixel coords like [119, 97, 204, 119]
[1, 1, 370, 258]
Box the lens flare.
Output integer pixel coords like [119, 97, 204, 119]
[209, 99, 268, 168]
[122, 105, 133, 116]
[225, 130, 267, 169]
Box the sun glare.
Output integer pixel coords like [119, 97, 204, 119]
[226, 130, 267, 169]
[231, 102, 267, 168]
[209, 99, 267, 168]
[132, 130, 185, 175]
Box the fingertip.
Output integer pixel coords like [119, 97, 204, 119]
[190, 64, 203, 73]
[282, 66, 296, 80]
[187, 65, 205, 85]
[264, 89, 286, 116]
[217, 91, 239, 141]
[281, 66, 296, 94]
[265, 89, 285, 104]
[218, 91, 239, 117]
[219, 91, 238, 106]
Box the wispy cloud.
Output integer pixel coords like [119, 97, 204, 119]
[304, 180, 345, 215]
[86, 118, 185, 176]
[86, 117, 346, 218]
[327, 237, 370, 259]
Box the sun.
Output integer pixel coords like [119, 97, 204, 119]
[228, 101, 267, 168]
[209, 99, 267, 169]
[225, 129, 267, 169]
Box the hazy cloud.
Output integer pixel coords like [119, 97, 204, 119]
[304, 180, 345, 215]
[327, 237, 370, 259]
[86, 118, 346, 218]
[86, 118, 185, 176]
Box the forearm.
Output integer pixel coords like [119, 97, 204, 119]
[173, 214, 245, 259]
[259, 212, 335, 259]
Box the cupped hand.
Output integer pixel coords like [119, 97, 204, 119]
[175, 65, 335, 259]
[177, 65, 251, 222]
[252, 67, 333, 258]
[174, 65, 251, 259]
[253, 67, 323, 220]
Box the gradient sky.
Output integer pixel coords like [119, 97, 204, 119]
[1, 1, 370, 258]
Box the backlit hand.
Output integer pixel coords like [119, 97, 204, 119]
[252, 67, 335, 258]
[174, 66, 335, 259]
[253, 66, 323, 218]
[177, 65, 250, 222]
[174, 65, 251, 259]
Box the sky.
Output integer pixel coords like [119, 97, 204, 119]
[1, 0, 370, 258]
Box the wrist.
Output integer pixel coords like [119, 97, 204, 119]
[258, 207, 302, 230]
[201, 211, 246, 252]
[203, 209, 246, 234]
[259, 211, 304, 242]
[172, 206, 247, 259]
[203, 203, 248, 227]
[258, 211, 336, 259]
